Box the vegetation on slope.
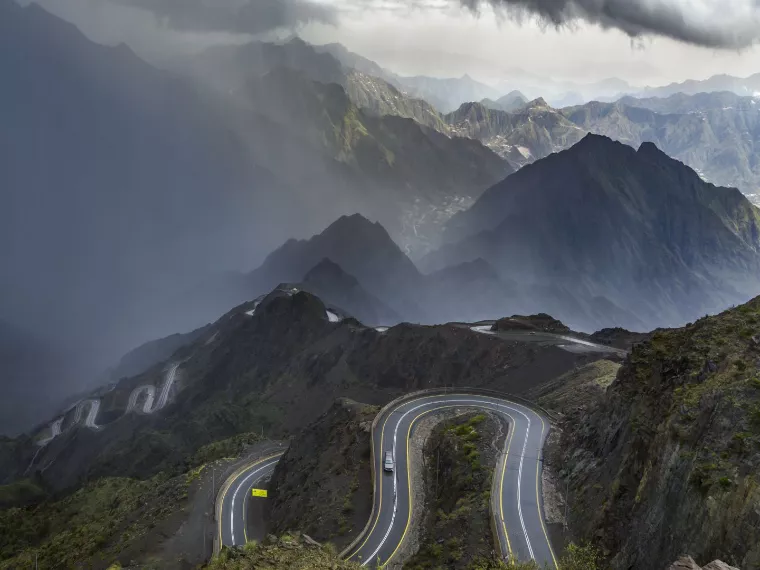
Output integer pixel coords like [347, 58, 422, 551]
[0, 430, 265, 568]
[406, 413, 499, 570]
[268, 399, 377, 548]
[528, 360, 622, 414]
[207, 534, 361, 570]
[557, 295, 760, 569]
[0, 472, 188, 569]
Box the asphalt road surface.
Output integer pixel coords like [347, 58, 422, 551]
[343, 393, 557, 568]
[217, 393, 558, 569]
[217, 453, 283, 548]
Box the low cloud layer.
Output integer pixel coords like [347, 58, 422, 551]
[458, 0, 760, 48]
[114, 0, 337, 35]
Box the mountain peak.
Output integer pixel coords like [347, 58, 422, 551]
[637, 140, 667, 157]
[303, 257, 358, 287]
[571, 132, 626, 154]
[325, 213, 385, 237]
[525, 97, 550, 109]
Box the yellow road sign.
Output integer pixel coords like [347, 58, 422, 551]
[251, 488, 268, 498]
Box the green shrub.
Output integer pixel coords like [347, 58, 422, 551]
[558, 543, 602, 570]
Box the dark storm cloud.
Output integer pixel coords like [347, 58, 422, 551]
[114, 0, 337, 35]
[458, 0, 760, 48]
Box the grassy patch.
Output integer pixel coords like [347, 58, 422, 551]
[206, 534, 360, 570]
[0, 472, 187, 569]
[405, 413, 497, 569]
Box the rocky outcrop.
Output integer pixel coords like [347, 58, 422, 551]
[555, 295, 760, 569]
[668, 556, 740, 570]
[492, 313, 571, 334]
[267, 398, 377, 548]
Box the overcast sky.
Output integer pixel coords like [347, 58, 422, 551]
[302, 0, 760, 86]
[25, 0, 760, 87]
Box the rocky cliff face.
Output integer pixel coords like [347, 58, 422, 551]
[555, 295, 760, 569]
[267, 398, 376, 548]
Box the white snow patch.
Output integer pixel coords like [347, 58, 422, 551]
[326, 310, 340, 323]
[244, 300, 261, 316]
[471, 325, 495, 335]
[375, 326, 389, 333]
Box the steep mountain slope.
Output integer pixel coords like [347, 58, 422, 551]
[430, 135, 760, 332]
[247, 215, 423, 313]
[445, 99, 586, 168]
[562, 96, 760, 203]
[298, 259, 402, 325]
[247, 68, 511, 255]
[268, 398, 376, 547]
[344, 70, 450, 132]
[553, 295, 760, 569]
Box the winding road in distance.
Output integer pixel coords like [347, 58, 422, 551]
[217, 392, 558, 569]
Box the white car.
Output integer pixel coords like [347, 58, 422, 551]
[383, 451, 394, 472]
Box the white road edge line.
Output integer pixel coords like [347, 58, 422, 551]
[515, 411, 535, 559]
[230, 459, 280, 545]
[363, 396, 538, 567]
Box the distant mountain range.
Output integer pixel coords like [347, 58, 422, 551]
[635, 73, 760, 99]
[445, 98, 586, 169]
[436, 92, 760, 205]
[480, 91, 529, 113]
[314, 42, 499, 112]
[189, 37, 760, 205]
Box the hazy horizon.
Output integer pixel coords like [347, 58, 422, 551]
[16, 0, 760, 90]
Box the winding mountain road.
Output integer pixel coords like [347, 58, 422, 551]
[125, 361, 180, 415]
[217, 392, 558, 569]
[217, 453, 284, 548]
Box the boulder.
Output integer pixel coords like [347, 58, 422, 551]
[668, 557, 701, 570]
[667, 557, 740, 570]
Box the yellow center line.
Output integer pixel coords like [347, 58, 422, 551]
[500, 412, 516, 559]
[346, 411, 387, 560]
[382, 401, 517, 566]
[347, 394, 444, 561]
[217, 453, 283, 551]
[535, 415, 559, 569]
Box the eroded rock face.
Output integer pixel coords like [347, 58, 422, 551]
[555, 297, 760, 570]
[702, 561, 740, 570]
[667, 557, 739, 570]
[668, 556, 701, 570]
